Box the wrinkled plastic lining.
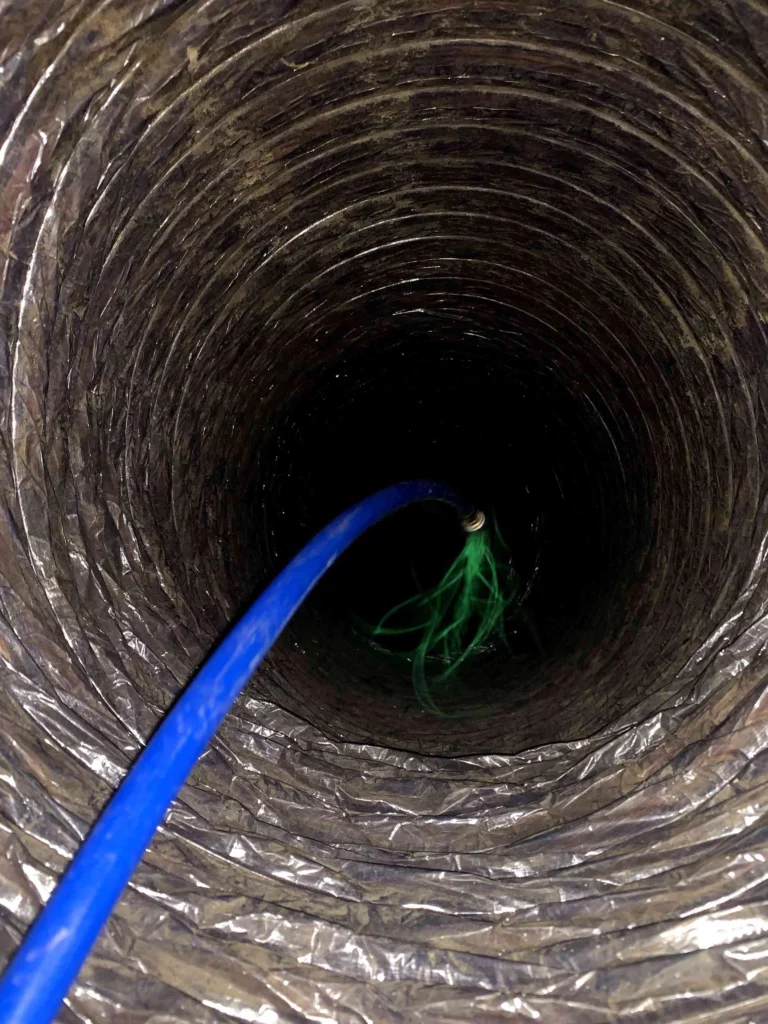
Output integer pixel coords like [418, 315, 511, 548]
[3, 0, 768, 1020]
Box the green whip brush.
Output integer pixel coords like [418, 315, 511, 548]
[373, 509, 534, 716]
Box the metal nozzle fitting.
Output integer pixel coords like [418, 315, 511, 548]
[460, 509, 486, 533]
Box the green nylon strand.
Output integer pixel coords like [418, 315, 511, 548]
[373, 517, 531, 716]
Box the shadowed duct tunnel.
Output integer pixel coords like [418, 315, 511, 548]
[2, 0, 768, 1020]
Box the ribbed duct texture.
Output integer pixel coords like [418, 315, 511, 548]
[2, 1, 768, 1020]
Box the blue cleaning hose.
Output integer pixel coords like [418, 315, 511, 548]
[0, 479, 471, 1024]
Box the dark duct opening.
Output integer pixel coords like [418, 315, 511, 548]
[251, 329, 646, 729]
[3, 1, 768, 1019]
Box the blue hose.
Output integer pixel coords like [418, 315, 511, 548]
[0, 480, 470, 1024]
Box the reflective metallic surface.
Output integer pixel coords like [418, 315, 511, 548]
[2, 1, 768, 1020]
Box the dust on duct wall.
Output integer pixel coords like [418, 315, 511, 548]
[2, 0, 768, 1021]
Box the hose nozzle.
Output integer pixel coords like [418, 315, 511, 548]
[460, 508, 486, 533]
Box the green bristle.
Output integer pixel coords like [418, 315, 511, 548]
[373, 515, 533, 715]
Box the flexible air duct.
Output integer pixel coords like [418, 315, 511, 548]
[1, 1, 768, 1020]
